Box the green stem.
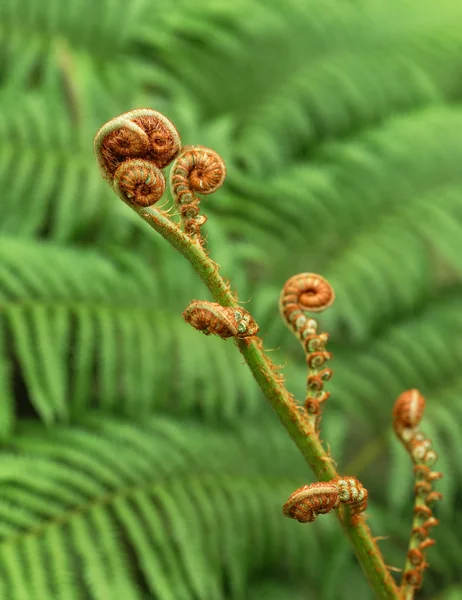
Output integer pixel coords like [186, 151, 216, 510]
[400, 487, 425, 600]
[131, 203, 399, 599]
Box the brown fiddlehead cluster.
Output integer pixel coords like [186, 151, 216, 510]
[283, 476, 368, 524]
[94, 108, 181, 207]
[94, 109, 226, 247]
[183, 301, 259, 339]
[170, 145, 226, 245]
[393, 389, 442, 595]
[279, 273, 334, 431]
[94, 109, 433, 599]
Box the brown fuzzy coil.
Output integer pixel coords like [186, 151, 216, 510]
[171, 145, 226, 196]
[393, 389, 425, 430]
[283, 476, 368, 524]
[279, 272, 335, 431]
[170, 145, 226, 241]
[114, 159, 166, 207]
[280, 273, 335, 332]
[282, 482, 339, 523]
[99, 111, 181, 177]
[183, 301, 259, 339]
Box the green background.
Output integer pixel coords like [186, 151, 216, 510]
[0, 0, 461, 598]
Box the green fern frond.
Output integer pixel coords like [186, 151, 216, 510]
[0, 0, 461, 596]
[0, 236, 262, 432]
[229, 107, 462, 256]
[235, 25, 462, 172]
[0, 414, 325, 600]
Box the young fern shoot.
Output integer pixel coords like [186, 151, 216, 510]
[393, 390, 442, 599]
[94, 107, 445, 600]
[170, 145, 226, 245]
[279, 273, 334, 432]
[183, 302, 259, 339]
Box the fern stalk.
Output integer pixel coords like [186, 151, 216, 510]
[138, 202, 399, 599]
[94, 109, 399, 599]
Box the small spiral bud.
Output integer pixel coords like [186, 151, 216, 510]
[419, 538, 436, 551]
[183, 301, 259, 339]
[412, 526, 429, 541]
[333, 477, 368, 515]
[306, 351, 331, 369]
[95, 109, 181, 178]
[170, 145, 226, 243]
[425, 491, 443, 505]
[414, 505, 432, 519]
[173, 145, 226, 195]
[410, 442, 429, 463]
[307, 374, 324, 391]
[408, 548, 425, 566]
[423, 450, 438, 466]
[282, 482, 339, 523]
[280, 273, 335, 332]
[305, 391, 330, 414]
[414, 481, 432, 496]
[404, 569, 423, 589]
[393, 389, 425, 430]
[304, 335, 325, 353]
[114, 159, 166, 206]
[422, 517, 439, 529]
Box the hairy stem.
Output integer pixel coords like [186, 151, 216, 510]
[132, 202, 399, 599]
[400, 489, 426, 600]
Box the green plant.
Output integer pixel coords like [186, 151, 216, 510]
[1, 1, 461, 598]
[92, 108, 444, 599]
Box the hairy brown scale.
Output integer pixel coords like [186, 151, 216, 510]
[94, 109, 182, 209]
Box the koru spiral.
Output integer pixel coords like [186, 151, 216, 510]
[94, 108, 181, 207]
[392, 390, 442, 593]
[279, 273, 335, 429]
[170, 145, 226, 244]
[94, 109, 226, 248]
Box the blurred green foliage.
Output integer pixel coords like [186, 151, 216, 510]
[0, 0, 461, 598]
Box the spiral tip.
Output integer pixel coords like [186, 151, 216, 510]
[94, 108, 181, 180]
[393, 389, 425, 431]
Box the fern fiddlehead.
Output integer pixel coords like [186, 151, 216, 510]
[183, 301, 259, 339]
[94, 109, 180, 209]
[113, 158, 166, 206]
[283, 476, 368, 524]
[96, 108, 181, 176]
[279, 273, 334, 431]
[393, 390, 442, 598]
[282, 482, 339, 523]
[170, 145, 226, 245]
[94, 109, 400, 600]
